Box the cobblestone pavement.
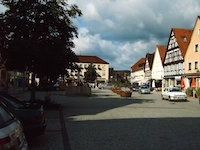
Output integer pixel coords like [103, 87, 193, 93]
[15, 89, 200, 150]
[62, 89, 200, 150]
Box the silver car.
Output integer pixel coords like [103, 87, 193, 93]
[0, 102, 28, 150]
[138, 85, 151, 94]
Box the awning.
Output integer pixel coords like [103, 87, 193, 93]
[181, 78, 185, 88]
[191, 77, 196, 88]
[152, 80, 155, 88]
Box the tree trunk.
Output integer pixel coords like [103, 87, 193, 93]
[30, 72, 36, 101]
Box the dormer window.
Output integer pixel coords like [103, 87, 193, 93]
[182, 36, 187, 42]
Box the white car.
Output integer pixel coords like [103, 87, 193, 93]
[0, 102, 28, 150]
[161, 87, 187, 101]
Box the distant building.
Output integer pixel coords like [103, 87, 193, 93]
[151, 45, 167, 88]
[144, 52, 155, 86]
[110, 69, 130, 82]
[68, 55, 109, 83]
[130, 57, 145, 85]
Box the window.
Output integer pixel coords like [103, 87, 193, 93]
[98, 65, 101, 70]
[182, 36, 187, 42]
[102, 71, 105, 76]
[198, 29, 200, 35]
[195, 61, 198, 70]
[188, 63, 191, 70]
[195, 44, 198, 52]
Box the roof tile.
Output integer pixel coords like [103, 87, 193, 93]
[172, 28, 193, 57]
[157, 45, 167, 64]
[131, 57, 145, 72]
[77, 55, 109, 64]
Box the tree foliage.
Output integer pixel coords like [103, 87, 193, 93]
[0, 0, 82, 81]
[84, 64, 97, 82]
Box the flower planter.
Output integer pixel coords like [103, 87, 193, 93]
[119, 91, 132, 97]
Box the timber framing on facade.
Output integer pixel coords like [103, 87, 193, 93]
[163, 28, 193, 88]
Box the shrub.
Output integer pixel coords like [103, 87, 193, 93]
[186, 87, 193, 96]
[195, 88, 200, 98]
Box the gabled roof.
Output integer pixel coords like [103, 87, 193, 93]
[192, 16, 200, 29]
[145, 52, 155, 70]
[157, 45, 167, 64]
[131, 57, 145, 72]
[171, 28, 193, 57]
[77, 55, 109, 64]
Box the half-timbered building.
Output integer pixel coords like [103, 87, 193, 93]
[144, 52, 154, 86]
[163, 28, 193, 88]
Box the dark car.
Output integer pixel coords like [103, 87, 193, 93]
[0, 102, 28, 149]
[0, 93, 46, 137]
[132, 83, 139, 91]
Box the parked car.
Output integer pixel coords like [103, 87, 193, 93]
[99, 83, 113, 89]
[161, 87, 187, 101]
[0, 93, 46, 137]
[132, 85, 139, 91]
[0, 102, 28, 150]
[138, 85, 151, 94]
[132, 83, 139, 91]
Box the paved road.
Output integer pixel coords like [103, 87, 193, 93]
[23, 89, 200, 150]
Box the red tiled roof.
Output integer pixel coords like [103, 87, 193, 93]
[157, 45, 167, 64]
[131, 57, 145, 72]
[172, 28, 193, 57]
[77, 55, 109, 64]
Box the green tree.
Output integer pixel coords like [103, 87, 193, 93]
[84, 64, 97, 83]
[0, 0, 82, 99]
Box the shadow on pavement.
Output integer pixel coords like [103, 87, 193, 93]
[67, 117, 200, 150]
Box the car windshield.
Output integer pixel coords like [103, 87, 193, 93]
[141, 86, 148, 89]
[0, 104, 13, 127]
[170, 88, 182, 92]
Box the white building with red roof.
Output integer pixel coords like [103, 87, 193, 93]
[68, 55, 109, 83]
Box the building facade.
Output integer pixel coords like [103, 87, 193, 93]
[68, 55, 109, 83]
[144, 52, 154, 86]
[184, 16, 200, 89]
[130, 57, 145, 85]
[151, 45, 167, 88]
[163, 28, 193, 88]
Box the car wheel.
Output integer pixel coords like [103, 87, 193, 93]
[168, 96, 171, 101]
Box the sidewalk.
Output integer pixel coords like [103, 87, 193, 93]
[8, 88, 66, 150]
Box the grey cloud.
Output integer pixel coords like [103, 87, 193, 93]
[67, 1, 200, 69]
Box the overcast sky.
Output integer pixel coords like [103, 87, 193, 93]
[68, 0, 200, 70]
[1, 1, 200, 70]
